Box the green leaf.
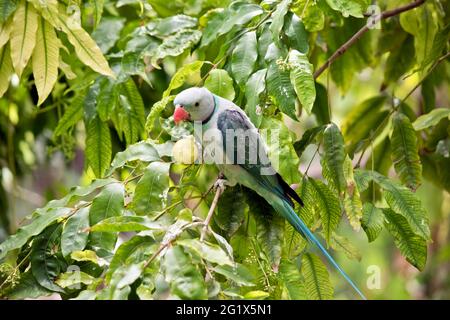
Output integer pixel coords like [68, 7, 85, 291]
[108, 140, 160, 174]
[201, 3, 263, 47]
[215, 186, 248, 238]
[53, 93, 85, 137]
[96, 78, 118, 121]
[245, 68, 266, 127]
[391, 112, 422, 190]
[10, 0, 38, 77]
[114, 79, 146, 145]
[61, 206, 90, 257]
[55, 270, 95, 288]
[284, 12, 308, 54]
[177, 239, 233, 266]
[71, 250, 105, 266]
[164, 60, 204, 97]
[92, 17, 125, 53]
[383, 208, 427, 271]
[279, 258, 307, 300]
[267, 61, 297, 120]
[325, 0, 369, 18]
[288, 50, 315, 114]
[89, 183, 125, 253]
[0, 0, 18, 23]
[244, 290, 269, 299]
[85, 116, 111, 178]
[361, 203, 383, 242]
[301, 253, 333, 300]
[369, 137, 392, 176]
[213, 264, 255, 287]
[145, 95, 175, 134]
[270, 0, 291, 46]
[163, 246, 207, 299]
[311, 83, 330, 125]
[293, 126, 323, 158]
[131, 161, 170, 216]
[146, 14, 197, 37]
[231, 31, 257, 86]
[307, 178, 341, 244]
[89, 0, 104, 29]
[30, 224, 65, 293]
[0, 207, 70, 260]
[38, 2, 114, 77]
[90, 216, 164, 232]
[6, 271, 52, 299]
[253, 201, 285, 270]
[355, 170, 430, 240]
[341, 96, 388, 155]
[32, 16, 59, 105]
[292, 0, 324, 32]
[321, 123, 346, 195]
[413, 108, 450, 131]
[261, 117, 301, 184]
[342, 155, 362, 231]
[106, 235, 154, 283]
[0, 44, 13, 97]
[384, 35, 415, 83]
[150, 29, 202, 67]
[330, 233, 361, 261]
[204, 69, 235, 101]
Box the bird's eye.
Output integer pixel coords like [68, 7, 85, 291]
[195, 102, 199, 107]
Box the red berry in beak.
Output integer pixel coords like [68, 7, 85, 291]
[173, 105, 190, 124]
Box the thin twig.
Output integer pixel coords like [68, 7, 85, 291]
[314, 0, 426, 79]
[200, 184, 224, 241]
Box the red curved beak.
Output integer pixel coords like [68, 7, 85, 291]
[173, 105, 190, 124]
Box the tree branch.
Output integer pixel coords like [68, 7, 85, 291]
[313, 0, 426, 80]
[200, 184, 224, 241]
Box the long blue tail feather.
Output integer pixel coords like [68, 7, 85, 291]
[277, 199, 367, 300]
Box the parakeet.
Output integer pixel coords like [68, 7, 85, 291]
[173, 87, 366, 300]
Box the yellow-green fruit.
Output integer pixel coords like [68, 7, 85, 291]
[173, 136, 199, 164]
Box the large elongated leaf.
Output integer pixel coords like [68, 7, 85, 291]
[361, 203, 383, 242]
[113, 79, 146, 145]
[90, 216, 163, 233]
[342, 155, 362, 231]
[33, 17, 59, 105]
[301, 253, 333, 300]
[261, 117, 301, 184]
[270, 0, 291, 46]
[53, 93, 85, 137]
[0, 19, 11, 47]
[204, 69, 235, 101]
[383, 209, 427, 271]
[108, 140, 160, 174]
[215, 186, 248, 238]
[391, 112, 422, 190]
[284, 12, 308, 53]
[38, 2, 114, 77]
[279, 258, 307, 300]
[0, 0, 18, 23]
[177, 239, 233, 266]
[89, 183, 125, 253]
[0, 207, 70, 260]
[307, 178, 341, 244]
[163, 60, 204, 97]
[10, 0, 37, 76]
[354, 170, 430, 240]
[61, 206, 90, 257]
[267, 61, 297, 121]
[311, 83, 330, 125]
[131, 161, 170, 216]
[325, 0, 369, 18]
[86, 116, 111, 178]
[245, 68, 266, 127]
[163, 246, 207, 299]
[289, 50, 315, 114]
[30, 224, 65, 293]
[231, 31, 257, 86]
[0, 44, 13, 97]
[413, 108, 450, 131]
[321, 123, 346, 195]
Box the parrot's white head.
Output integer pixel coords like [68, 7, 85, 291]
[173, 87, 215, 124]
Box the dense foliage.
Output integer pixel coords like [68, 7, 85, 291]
[0, 0, 449, 300]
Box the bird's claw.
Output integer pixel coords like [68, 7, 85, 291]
[214, 178, 227, 193]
